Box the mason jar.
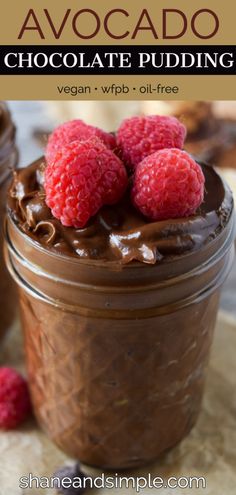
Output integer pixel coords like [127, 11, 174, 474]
[0, 101, 18, 340]
[4, 164, 235, 468]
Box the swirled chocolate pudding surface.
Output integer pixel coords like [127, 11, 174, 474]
[8, 157, 232, 264]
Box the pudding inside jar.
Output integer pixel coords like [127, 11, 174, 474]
[5, 126, 235, 469]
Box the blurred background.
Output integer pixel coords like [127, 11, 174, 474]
[7, 100, 236, 319]
[7, 100, 236, 166]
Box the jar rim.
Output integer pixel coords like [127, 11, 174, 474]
[4, 234, 235, 317]
[5, 200, 235, 313]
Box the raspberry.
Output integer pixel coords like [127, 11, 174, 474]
[46, 119, 116, 164]
[45, 137, 128, 228]
[117, 115, 186, 169]
[0, 367, 31, 429]
[132, 149, 205, 221]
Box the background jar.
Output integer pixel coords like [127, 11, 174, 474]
[0, 102, 18, 340]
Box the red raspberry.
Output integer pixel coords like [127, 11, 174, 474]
[0, 367, 31, 429]
[132, 149, 205, 221]
[117, 115, 186, 169]
[46, 119, 116, 164]
[45, 137, 128, 228]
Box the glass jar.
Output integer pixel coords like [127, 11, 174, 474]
[0, 102, 18, 340]
[5, 171, 235, 470]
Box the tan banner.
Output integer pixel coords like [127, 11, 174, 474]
[0, 0, 234, 45]
[0, 75, 235, 100]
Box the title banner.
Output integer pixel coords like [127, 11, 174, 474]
[1, 46, 235, 75]
[0, 0, 235, 99]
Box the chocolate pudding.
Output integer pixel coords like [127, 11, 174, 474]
[144, 102, 236, 169]
[5, 157, 235, 469]
[0, 102, 18, 340]
[159, 101, 236, 168]
[185, 118, 236, 168]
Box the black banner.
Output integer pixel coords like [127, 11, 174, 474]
[0, 45, 235, 75]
